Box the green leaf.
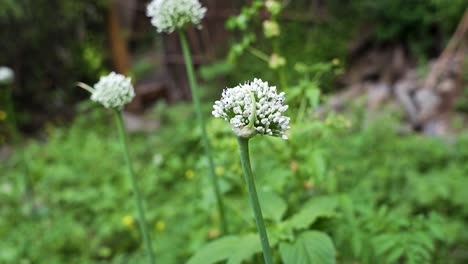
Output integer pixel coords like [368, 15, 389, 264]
[284, 196, 337, 231]
[279, 231, 336, 264]
[311, 150, 326, 181]
[188, 234, 261, 264]
[258, 190, 287, 222]
[306, 86, 321, 109]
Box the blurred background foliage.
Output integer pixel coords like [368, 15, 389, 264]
[0, 0, 465, 131]
[0, 0, 109, 131]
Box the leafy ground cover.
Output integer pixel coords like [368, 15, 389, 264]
[1, 100, 467, 263]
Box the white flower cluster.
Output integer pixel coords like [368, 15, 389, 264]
[91, 72, 135, 109]
[0, 66, 14, 84]
[146, 0, 207, 33]
[213, 78, 290, 139]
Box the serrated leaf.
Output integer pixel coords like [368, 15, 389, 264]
[386, 245, 404, 263]
[258, 190, 287, 222]
[188, 234, 261, 264]
[279, 231, 336, 264]
[284, 196, 337, 231]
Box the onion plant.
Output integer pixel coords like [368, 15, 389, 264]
[78, 73, 155, 264]
[146, 0, 228, 234]
[212, 78, 290, 263]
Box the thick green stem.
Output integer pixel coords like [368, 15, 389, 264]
[237, 137, 274, 264]
[114, 111, 155, 264]
[179, 30, 228, 234]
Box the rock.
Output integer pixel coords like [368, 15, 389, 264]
[367, 82, 391, 110]
[423, 118, 449, 136]
[394, 79, 419, 122]
[436, 79, 456, 94]
[415, 89, 440, 123]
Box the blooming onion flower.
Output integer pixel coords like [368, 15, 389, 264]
[146, 0, 207, 33]
[0, 66, 14, 85]
[212, 78, 290, 139]
[79, 72, 135, 109]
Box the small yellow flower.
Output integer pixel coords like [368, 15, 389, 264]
[208, 228, 220, 239]
[332, 58, 340, 65]
[0, 111, 7, 121]
[185, 169, 195, 180]
[155, 220, 166, 232]
[303, 180, 314, 190]
[215, 166, 225, 176]
[122, 215, 135, 228]
[289, 160, 298, 172]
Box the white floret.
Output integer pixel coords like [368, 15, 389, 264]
[212, 78, 290, 139]
[91, 72, 135, 109]
[147, 0, 207, 33]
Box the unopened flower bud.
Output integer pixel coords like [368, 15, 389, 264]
[265, 0, 282, 16]
[269, 54, 286, 69]
[263, 20, 280, 38]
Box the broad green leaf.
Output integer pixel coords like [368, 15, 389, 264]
[279, 231, 336, 264]
[188, 234, 261, 264]
[258, 190, 287, 222]
[284, 196, 337, 231]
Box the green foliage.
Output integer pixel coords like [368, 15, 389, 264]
[279, 231, 336, 264]
[329, 0, 466, 57]
[0, 0, 109, 127]
[224, 0, 351, 95]
[187, 234, 262, 264]
[2, 99, 468, 263]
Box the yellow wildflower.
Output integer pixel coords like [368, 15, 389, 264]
[215, 166, 225, 176]
[185, 169, 194, 180]
[122, 215, 134, 228]
[155, 220, 166, 232]
[303, 180, 314, 190]
[208, 228, 220, 239]
[289, 160, 298, 172]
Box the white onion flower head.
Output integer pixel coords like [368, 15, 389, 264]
[0, 66, 14, 85]
[213, 78, 290, 139]
[91, 72, 135, 109]
[146, 0, 207, 33]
